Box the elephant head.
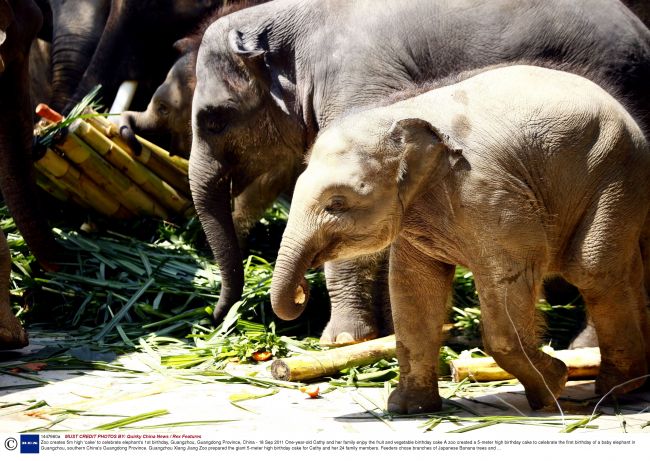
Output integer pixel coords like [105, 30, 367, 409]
[190, 20, 304, 324]
[270, 116, 460, 321]
[117, 0, 266, 158]
[0, 0, 62, 271]
[119, 42, 198, 157]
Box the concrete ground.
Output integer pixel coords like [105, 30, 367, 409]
[1, 330, 649, 441]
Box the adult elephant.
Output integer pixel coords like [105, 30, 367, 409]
[65, 0, 222, 114]
[190, 0, 650, 343]
[36, 0, 110, 112]
[0, 0, 51, 348]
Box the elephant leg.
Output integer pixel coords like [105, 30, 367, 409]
[564, 207, 649, 395]
[233, 171, 294, 245]
[0, 231, 28, 349]
[321, 250, 391, 345]
[574, 252, 648, 395]
[387, 237, 454, 414]
[475, 261, 567, 410]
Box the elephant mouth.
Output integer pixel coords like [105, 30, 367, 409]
[310, 238, 344, 269]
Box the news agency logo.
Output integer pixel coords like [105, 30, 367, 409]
[20, 434, 39, 454]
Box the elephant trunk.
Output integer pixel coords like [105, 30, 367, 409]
[49, 31, 103, 112]
[270, 228, 314, 321]
[0, 60, 61, 271]
[189, 145, 245, 325]
[65, 3, 126, 113]
[48, 0, 109, 113]
[118, 110, 157, 154]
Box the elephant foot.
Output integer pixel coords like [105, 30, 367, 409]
[595, 359, 647, 396]
[522, 358, 568, 410]
[319, 316, 379, 346]
[387, 383, 441, 415]
[0, 321, 29, 350]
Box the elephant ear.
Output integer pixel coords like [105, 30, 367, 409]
[173, 37, 199, 55]
[227, 28, 291, 115]
[0, 0, 13, 74]
[388, 118, 463, 200]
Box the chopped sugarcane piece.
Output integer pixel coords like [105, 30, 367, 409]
[270, 335, 397, 382]
[136, 135, 189, 174]
[56, 133, 160, 217]
[35, 149, 131, 218]
[34, 169, 73, 203]
[450, 347, 601, 382]
[88, 115, 191, 194]
[70, 120, 174, 218]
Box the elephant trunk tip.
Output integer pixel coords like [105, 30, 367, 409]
[271, 275, 310, 321]
[118, 114, 143, 155]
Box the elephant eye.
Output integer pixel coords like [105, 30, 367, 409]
[156, 102, 170, 116]
[203, 118, 227, 135]
[325, 196, 348, 214]
[199, 105, 237, 136]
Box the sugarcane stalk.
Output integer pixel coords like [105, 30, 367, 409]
[136, 143, 191, 198]
[35, 149, 131, 218]
[74, 118, 191, 216]
[34, 169, 72, 203]
[88, 115, 191, 195]
[70, 120, 175, 219]
[450, 347, 601, 382]
[56, 133, 147, 216]
[271, 335, 397, 382]
[136, 135, 189, 175]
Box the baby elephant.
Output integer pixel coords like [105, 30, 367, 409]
[270, 65, 650, 413]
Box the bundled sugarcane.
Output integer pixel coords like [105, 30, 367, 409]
[33, 90, 193, 220]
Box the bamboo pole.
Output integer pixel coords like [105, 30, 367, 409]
[35, 149, 132, 218]
[271, 335, 397, 382]
[450, 347, 601, 382]
[70, 120, 179, 218]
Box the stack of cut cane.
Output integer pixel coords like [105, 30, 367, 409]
[34, 104, 193, 220]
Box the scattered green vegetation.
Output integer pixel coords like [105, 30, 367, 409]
[2, 191, 586, 372]
[0, 179, 595, 433]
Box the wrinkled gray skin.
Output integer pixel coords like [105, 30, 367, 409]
[66, 0, 221, 114]
[0, 0, 48, 349]
[28, 38, 51, 112]
[271, 65, 650, 412]
[119, 46, 196, 157]
[34, 0, 110, 112]
[191, 0, 650, 342]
